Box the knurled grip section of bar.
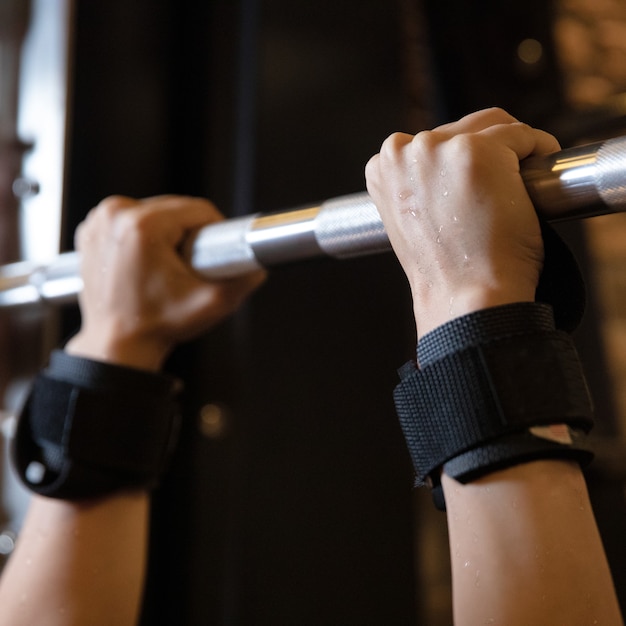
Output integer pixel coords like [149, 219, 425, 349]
[190, 214, 262, 278]
[314, 193, 388, 258]
[597, 137, 626, 211]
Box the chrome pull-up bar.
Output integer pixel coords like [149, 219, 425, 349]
[1, 135, 626, 309]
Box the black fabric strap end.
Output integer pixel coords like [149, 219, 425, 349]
[426, 428, 594, 511]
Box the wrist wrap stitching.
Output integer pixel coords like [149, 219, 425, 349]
[12, 350, 182, 499]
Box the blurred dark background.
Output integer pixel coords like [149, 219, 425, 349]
[54, 0, 626, 623]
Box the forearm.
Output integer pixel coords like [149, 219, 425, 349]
[443, 460, 623, 626]
[0, 491, 149, 626]
[1, 342, 162, 626]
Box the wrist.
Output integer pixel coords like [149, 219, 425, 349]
[414, 284, 536, 339]
[66, 329, 169, 372]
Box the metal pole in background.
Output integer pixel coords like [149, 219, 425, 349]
[0, 0, 32, 568]
[0, 0, 32, 323]
[0, 0, 74, 568]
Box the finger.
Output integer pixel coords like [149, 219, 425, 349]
[93, 195, 138, 215]
[77, 195, 137, 232]
[369, 132, 414, 167]
[75, 195, 142, 248]
[435, 107, 519, 136]
[216, 269, 268, 307]
[365, 132, 414, 192]
[168, 268, 268, 337]
[137, 195, 224, 224]
[364, 153, 379, 186]
[479, 123, 561, 160]
[114, 196, 225, 251]
[135, 197, 226, 241]
[73, 221, 87, 251]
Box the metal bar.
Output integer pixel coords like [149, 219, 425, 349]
[1, 135, 626, 309]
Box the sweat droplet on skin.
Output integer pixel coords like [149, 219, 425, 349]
[399, 203, 418, 218]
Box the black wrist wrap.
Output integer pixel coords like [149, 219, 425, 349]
[394, 303, 595, 505]
[12, 350, 182, 500]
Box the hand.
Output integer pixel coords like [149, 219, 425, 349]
[66, 195, 266, 369]
[365, 108, 561, 338]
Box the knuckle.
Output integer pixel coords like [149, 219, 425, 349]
[410, 129, 443, 159]
[73, 221, 86, 250]
[446, 133, 489, 175]
[193, 197, 223, 221]
[448, 132, 482, 155]
[364, 154, 379, 180]
[95, 194, 135, 216]
[512, 121, 533, 134]
[168, 195, 224, 224]
[119, 210, 154, 243]
[483, 106, 517, 124]
[380, 131, 412, 157]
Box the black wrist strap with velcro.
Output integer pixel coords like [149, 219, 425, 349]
[12, 350, 182, 500]
[394, 303, 595, 509]
[395, 328, 594, 487]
